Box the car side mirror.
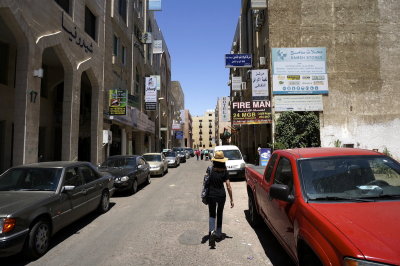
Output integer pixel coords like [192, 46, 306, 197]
[138, 165, 143, 169]
[62, 185, 75, 192]
[270, 184, 294, 203]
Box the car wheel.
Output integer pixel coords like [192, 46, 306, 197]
[131, 179, 138, 194]
[146, 173, 151, 185]
[97, 190, 110, 213]
[248, 194, 262, 227]
[24, 219, 51, 259]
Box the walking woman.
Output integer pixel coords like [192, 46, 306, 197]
[206, 151, 234, 247]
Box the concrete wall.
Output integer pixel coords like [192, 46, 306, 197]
[268, 0, 400, 159]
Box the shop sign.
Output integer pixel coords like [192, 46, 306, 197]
[109, 89, 128, 115]
[175, 131, 183, 140]
[232, 76, 242, 91]
[274, 95, 324, 112]
[252, 69, 269, 100]
[153, 40, 163, 54]
[225, 54, 252, 68]
[260, 148, 271, 166]
[272, 74, 328, 94]
[172, 123, 181, 130]
[220, 96, 230, 122]
[251, 0, 267, 9]
[231, 100, 272, 125]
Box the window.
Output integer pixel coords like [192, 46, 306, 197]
[274, 157, 294, 193]
[264, 154, 278, 182]
[135, 68, 140, 95]
[78, 165, 98, 183]
[64, 168, 84, 187]
[209, 114, 212, 116]
[85, 6, 96, 40]
[199, 120, 202, 122]
[0, 42, 9, 85]
[122, 45, 126, 65]
[54, 0, 70, 14]
[209, 143, 212, 147]
[118, 0, 127, 23]
[113, 35, 119, 56]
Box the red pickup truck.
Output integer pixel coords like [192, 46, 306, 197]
[246, 148, 400, 266]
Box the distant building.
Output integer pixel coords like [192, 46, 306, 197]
[192, 110, 216, 150]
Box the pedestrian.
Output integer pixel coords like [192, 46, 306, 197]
[196, 149, 200, 160]
[201, 149, 204, 160]
[204, 149, 209, 161]
[206, 151, 234, 248]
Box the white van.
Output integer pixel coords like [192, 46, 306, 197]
[214, 145, 246, 179]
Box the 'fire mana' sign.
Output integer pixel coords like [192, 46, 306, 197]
[231, 101, 272, 125]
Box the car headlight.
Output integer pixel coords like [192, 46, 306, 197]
[0, 218, 16, 233]
[240, 163, 246, 169]
[120, 176, 129, 182]
[344, 258, 391, 266]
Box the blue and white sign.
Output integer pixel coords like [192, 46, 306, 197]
[148, 0, 162, 11]
[225, 54, 252, 68]
[272, 47, 326, 75]
[260, 148, 271, 167]
[175, 131, 183, 140]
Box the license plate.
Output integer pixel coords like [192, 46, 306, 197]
[229, 171, 237, 175]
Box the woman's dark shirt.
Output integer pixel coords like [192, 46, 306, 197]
[207, 166, 229, 199]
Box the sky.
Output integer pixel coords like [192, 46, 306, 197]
[155, 0, 241, 117]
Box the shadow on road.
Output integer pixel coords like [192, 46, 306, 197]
[244, 210, 295, 266]
[0, 203, 116, 266]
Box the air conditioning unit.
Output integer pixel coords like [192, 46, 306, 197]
[260, 57, 266, 66]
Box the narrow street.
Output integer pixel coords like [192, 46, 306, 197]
[2, 158, 293, 266]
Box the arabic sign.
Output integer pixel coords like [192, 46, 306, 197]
[145, 77, 157, 111]
[260, 148, 271, 166]
[225, 54, 252, 68]
[252, 69, 269, 100]
[272, 74, 328, 94]
[232, 76, 242, 91]
[148, 0, 162, 11]
[274, 95, 324, 112]
[61, 12, 93, 53]
[272, 47, 326, 75]
[141, 32, 152, 44]
[175, 131, 183, 140]
[231, 101, 272, 125]
[109, 89, 128, 115]
[153, 40, 163, 54]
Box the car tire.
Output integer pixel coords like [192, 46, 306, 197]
[97, 190, 110, 213]
[131, 179, 138, 194]
[24, 219, 51, 259]
[248, 194, 262, 227]
[146, 173, 151, 185]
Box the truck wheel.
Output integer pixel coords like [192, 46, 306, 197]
[299, 244, 323, 266]
[248, 194, 262, 227]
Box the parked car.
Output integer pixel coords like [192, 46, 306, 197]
[246, 148, 400, 265]
[177, 151, 186, 163]
[185, 148, 195, 157]
[164, 151, 180, 167]
[214, 145, 246, 179]
[0, 161, 114, 259]
[143, 153, 168, 176]
[184, 150, 190, 159]
[98, 155, 150, 194]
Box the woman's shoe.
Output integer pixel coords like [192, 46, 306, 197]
[209, 230, 216, 248]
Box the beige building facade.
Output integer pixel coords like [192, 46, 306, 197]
[0, 0, 174, 173]
[192, 110, 216, 150]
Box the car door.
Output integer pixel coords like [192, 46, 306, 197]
[255, 153, 279, 220]
[137, 157, 147, 184]
[265, 156, 297, 256]
[162, 154, 168, 170]
[61, 167, 88, 221]
[77, 164, 103, 212]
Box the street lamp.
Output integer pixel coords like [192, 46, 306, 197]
[158, 97, 165, 151]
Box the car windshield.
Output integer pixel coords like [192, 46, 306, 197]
[165, 152, 176, 157]
[222, 150, 242, 160]
[0, 168, 62, 191]
[299, 156, 400, 201]
[143, 155, 161, 162]
[100, 158, 136, 168]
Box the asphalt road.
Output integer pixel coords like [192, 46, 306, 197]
[2, 158, 294, 266]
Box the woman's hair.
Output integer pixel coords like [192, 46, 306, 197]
[212, 161, 227, 169]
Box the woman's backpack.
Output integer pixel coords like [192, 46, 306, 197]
[201, 166, 212, 205]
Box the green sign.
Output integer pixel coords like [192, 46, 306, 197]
[109, 89, 128, 115]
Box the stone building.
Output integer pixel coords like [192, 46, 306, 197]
[0, 0, 173, 173]
[182, 109, 193, 148]
[0, 0, 105, 172]
[192, 110, 216, 150]
[170, 81, 185, 148]
[230, 0, 400, 160]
